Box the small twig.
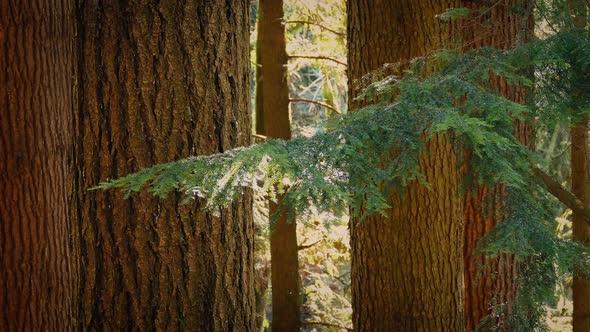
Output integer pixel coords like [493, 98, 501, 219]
[290, 98, 341, 114]
[302, 321, 353, 331]
[289, 55, 347, 67]
[252, 134, 267, 141]
[552, 143, 571, 161]
[533, 166, 590, 226]
[298, 239, 322, 251]
[283, 20, 345, 36]
[331, 272, 351, 289]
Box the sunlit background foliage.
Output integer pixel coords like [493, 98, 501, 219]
[252, 1, 350, 330]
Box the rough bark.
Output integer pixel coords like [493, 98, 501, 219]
[460, 2, 534, 330]
[76, 1, 255, 330]
[0, 1, 78, 330]
[255, 0, 301, 330]
[348, 1, 465, 330]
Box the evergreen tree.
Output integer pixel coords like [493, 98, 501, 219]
[347, 1, 465, 330]
[76, 1, 255, 330]
[255, 0, 301, 330]
[98, 1, 590, 330]
[460, 2, 534, 330]
[567, 1, 590, 330]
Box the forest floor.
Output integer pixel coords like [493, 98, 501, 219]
[547, 296, 572, 331]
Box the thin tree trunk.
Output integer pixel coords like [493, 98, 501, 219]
[569, 2, 590, 330]
[76, 1, 255, 330]
[254, 251, 270, 331]
[571, 118, 590, 332]
[348, 1, 465, 330]
[460, 2, 534, 330]
[256, 0, 301, 330]
[0, 1, 78, 330]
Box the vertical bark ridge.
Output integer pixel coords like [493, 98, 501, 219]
[0, 1, 78, 330]
[460, 2, 534, 330]
[76, 1, 255, 330]
[348, 1, 465, 330]
[352, 135, 464, 331]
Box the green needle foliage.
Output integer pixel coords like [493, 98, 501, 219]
[97, 46, 535, 219]
[96, 5, 590, 328]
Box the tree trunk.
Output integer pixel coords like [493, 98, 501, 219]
[568, 2, 590, 330]
[348, 1, 465, 330]
[256, 0, 301, 330]
[76, 1, 255, 330]
[0, 1, 78, 330]
[571, 118, 590, 332]
[254, 251, 270, 331]
[460, 2, 534, 330]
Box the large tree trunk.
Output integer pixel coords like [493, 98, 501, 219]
[460, 2, 534, 330]
[76, 1, 255, 330]
[255, 1, 301, 331]
[0, 1, 78, 330]
[348, 1, 465, 330]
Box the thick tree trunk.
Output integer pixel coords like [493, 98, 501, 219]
[460, 2, 534, 330]
[0, 1, 78, 330]
[255, 1, 301, 331]
[348, 1, 465, 330]
[76, 1, 255, 330]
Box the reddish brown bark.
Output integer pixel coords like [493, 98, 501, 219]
[460, 2, 534, 330]
[256, 0, 301, 330]
[571, 119, 590, 332]
[76, 1, 255, 330]
[0, 1, 78, 330]
[569, 3, 590, 330]
[348, 1, 465, 330]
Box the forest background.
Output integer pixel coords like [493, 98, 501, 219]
[2, 0, 590, 331]
[247, 1, 584, 330]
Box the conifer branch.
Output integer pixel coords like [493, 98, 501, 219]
[289, 98, 341, 114]
[283, 20, 345, 36]
[298, 239, 322, 251]
[533, 167, 590, 226]
[288, 55, 347, 67]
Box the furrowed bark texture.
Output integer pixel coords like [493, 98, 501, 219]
[348, 1, 465, 330]
[0, 1, 78, 330]
[256, 1, 301, 330]
[460, 2, 534, 330]
[76, 1, 255, 330]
